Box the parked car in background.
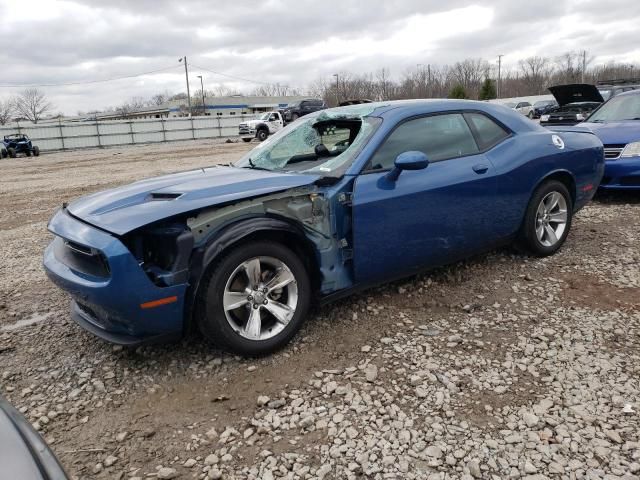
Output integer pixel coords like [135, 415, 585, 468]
[238, 111, 284, 142]
[596, 78, 640, 101]
[540, 84, 604, 126]
[0, 396, 68, 479]
[44, 100, 603, 356]
[514, 101, 534, 118]
[580, 89, 640, 189]
[2, 134, 40, 158]
[281, 99, 326, 123]
[531, 100, 558, 119]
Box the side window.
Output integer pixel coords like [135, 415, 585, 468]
[465, 113, 510, 151]
[368, 113, 479, 170]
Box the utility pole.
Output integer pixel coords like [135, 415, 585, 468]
[581, 50, 586, 83]
[179, 56, 192, 117]
[333, 73, 340, 105]
[497, 54, 504, 99]
[197, 75, 205, 115]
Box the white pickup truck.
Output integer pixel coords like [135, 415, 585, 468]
[238, 111, 284, 142]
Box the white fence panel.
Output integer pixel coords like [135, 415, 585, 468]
[0, 114, 255, 152]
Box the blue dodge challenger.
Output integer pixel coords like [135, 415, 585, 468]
[44, 100, 604, 355]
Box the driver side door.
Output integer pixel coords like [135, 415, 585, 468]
[351, 113, 500, 284]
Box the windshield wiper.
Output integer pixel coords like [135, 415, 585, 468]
[246, 158, 273, 171]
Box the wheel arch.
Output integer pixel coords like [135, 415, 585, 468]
[534, 169, 576, 207]
[184, 216, 321, 332]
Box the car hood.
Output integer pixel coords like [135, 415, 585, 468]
[548, 84, 604, 106]
[67, 166, 320, 235]
[580, 121, 640, 145]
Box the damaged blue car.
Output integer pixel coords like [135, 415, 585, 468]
[44, 100, 604, 355]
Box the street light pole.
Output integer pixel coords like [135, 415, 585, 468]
[497, 54, 504, 99]
[197, 75, 205, 116]
[333, 73, 339, 105]
[179, 56, 192, 117]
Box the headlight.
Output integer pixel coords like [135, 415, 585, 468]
[621, 142, 640, 158]
[540, 115, 550, 122]
[576, 113, 586, 121]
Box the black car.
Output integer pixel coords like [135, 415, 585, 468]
[531, 100, 558, 119]
[2, 133, 40, 158]
[281, 99, 326, 123]
[0, 396, 68, 479]
[539, 84, 604, 126]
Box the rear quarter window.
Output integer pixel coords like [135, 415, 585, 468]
[464, 113, 510, 151]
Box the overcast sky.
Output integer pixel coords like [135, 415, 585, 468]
[1, 0, 639, 114]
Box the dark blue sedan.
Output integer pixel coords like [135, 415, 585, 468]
[580, 89, 640, 189]
[44, 100, 604, 355]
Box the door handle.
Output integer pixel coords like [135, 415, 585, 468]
[472, 163, 489, 174]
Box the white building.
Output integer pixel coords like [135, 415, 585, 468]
[166, 95, 310, 118]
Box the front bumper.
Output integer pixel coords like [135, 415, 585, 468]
[43, 209, 186, 345]
[600, 156, 640, 190]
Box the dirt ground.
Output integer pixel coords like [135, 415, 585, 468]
[0, 139, 638, 480]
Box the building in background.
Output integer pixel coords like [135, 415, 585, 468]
[166, 95, 309, 117]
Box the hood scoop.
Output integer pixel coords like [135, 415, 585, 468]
[148, 192, 182, 201]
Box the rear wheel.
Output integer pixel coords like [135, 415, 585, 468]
[7, 148, 16, 158]
[25, 149, 31, 157]
[517, 180, 572, 256]
[196, 241, 311, 356]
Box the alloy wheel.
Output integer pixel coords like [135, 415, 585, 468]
[222, 256, 298, 341]
[535, 191, 568, 247]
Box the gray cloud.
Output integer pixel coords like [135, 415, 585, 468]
[0, 0, 638, 114]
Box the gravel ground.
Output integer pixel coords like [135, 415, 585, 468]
[0, 140, 639, 480]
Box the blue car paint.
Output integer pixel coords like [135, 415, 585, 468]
[45, 209, 185, 343]
[44, 99, 604, 345]
[580, 118, 640, 190]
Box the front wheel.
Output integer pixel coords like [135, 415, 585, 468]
[242, 138, 252, 143]
[7, 148, 16, 158]
[196, 241, 311, 355]
[32, 146, 40, 156]
[517, 180, 572, 256]
[0, 148, 6, 159]
[256, 129, 268, 142]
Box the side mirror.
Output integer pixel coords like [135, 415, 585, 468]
[386, 151, 429, 181]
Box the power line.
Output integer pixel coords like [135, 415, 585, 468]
[0, 65, 181, 88]
[191, 63, 298, 89]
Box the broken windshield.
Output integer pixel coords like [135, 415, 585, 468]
[234, 105, 382, 175]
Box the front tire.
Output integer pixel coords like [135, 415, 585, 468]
[196, 241, 311, 356]
[0, 148, 6, 159]
[517, 180, 572, 256]
[242, 138, 252, 143]
[256, 129, 268, 142]
[33, 146, 40, 156]
[7, 148, 16, 158]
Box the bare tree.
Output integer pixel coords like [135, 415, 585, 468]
[13, 88, 52, 124]
[518, 56, 553, 94]
[150, 90, 172, 106]
[0, 98, 13, 125]
[116, 96, 147, 115]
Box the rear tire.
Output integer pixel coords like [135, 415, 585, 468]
[25, 149, 31, 157]
[196, 241, 311, 356]
[517, 180, 573, 256]
[7, 148, 16, 158]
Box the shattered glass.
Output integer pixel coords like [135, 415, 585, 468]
[234, 103, 385, 175]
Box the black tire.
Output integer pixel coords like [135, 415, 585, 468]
[517, 180, 573, 256]
[256, 129, 268, 142]
[196, 241, 311, 356]
[242, 138, 252, 143]
[33, 146, 40, 156]
[25, 149, 31, 157]
[7, 148, 16, 158]
[0, 148, 6, 159]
